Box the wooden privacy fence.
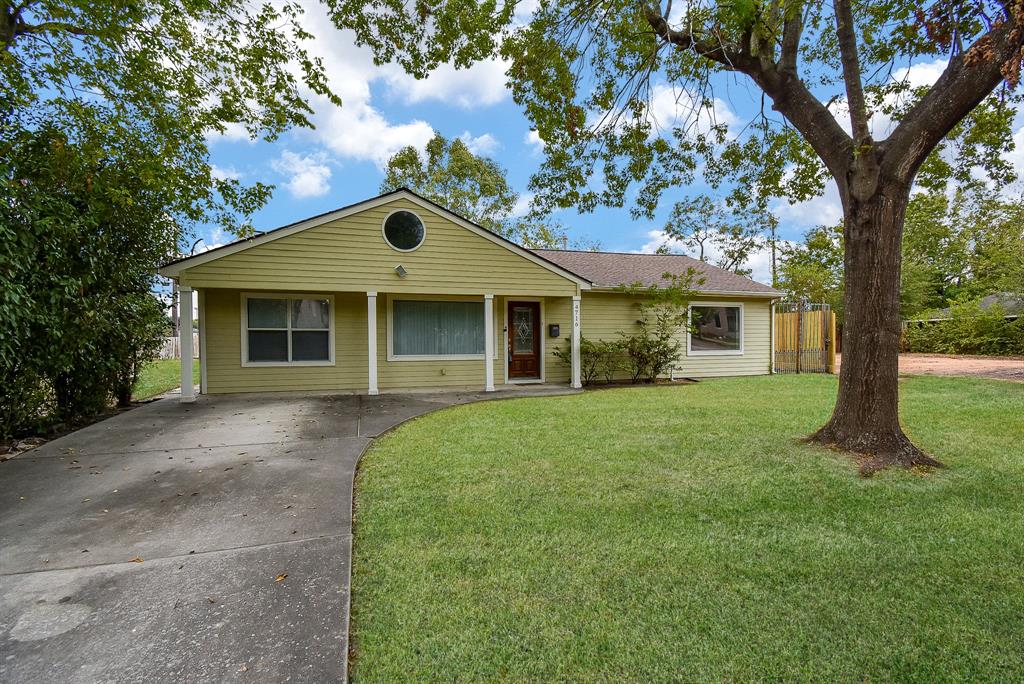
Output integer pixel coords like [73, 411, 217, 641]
[158, 334, 199, 360]
[774, 301, 837, 374]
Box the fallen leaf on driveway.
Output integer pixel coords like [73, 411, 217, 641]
[130, 556, 144, 563]
[274, 573, 288, 582]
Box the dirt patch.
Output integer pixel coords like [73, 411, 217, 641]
[837, 353, 1024, 382]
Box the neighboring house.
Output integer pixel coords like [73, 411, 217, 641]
[159, 189, 782, 400]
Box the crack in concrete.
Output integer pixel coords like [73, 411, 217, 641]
[1, 532, 353, 578]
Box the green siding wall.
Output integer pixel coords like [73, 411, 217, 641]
[181, 199, 578, 297]
[200, 289, 770, 395]
[578, 291, 773, 379]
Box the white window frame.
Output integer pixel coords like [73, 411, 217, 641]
[687, 301, 744, 356]
[381, 208, 427, 253]
[386, 294, 489, 361]
[240, 292, 335, 367]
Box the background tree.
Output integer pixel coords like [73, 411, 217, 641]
[334, 0, 1024, 469]
[780, 189, 1024, 326]
[778, 224, 846, 323]
[381, 132, 597, 248]
[658, 195, 771, 276]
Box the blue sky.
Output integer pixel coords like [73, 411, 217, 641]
[200, 3, 1024, 285]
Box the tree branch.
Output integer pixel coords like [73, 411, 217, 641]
[883, 17, 1024, 184]
[641, 3, 852, 179]
[4, 18, 97, 49]
[641, 4, 754, 71]
[779, 4, 802, 74]
[833, 0, 871, 144]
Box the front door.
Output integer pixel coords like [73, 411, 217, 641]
[508, 301, 541, 379]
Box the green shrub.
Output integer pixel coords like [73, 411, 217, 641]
[553, 337, 624, 386]
[902, 299, 1024, 355]
[1, 125, 177, 438]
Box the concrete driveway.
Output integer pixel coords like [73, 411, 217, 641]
[0, 387, 574, 682]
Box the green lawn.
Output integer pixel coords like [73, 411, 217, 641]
[132, 358, 198, 401]
[351, 375, 1024, 682]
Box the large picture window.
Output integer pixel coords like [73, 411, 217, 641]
[243, 294, 333, 365]
[391, 299, 485, 359]
[689, 304, 743, 355]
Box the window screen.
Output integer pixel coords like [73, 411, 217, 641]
[393, 300, 485, 356]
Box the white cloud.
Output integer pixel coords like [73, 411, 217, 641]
[206, 121, 253, 144]
[284, 1, 435, 168]
[586, 83, 739, 142]
[511, 192, 534, 218]
[647, 83, 739, 137]
[197, 227, 227, 253]
[272, 150, 332, 198]
[383, 58, 510, 109]
[210, 165, 241, 181]
[312, 101, 434, 168]
[829, 59, 949, 139]
[459, 131, 500, 156]
[771, 179, 844, 229]
[524, 130, 545, 155]
[1006, 126, 1024, 176]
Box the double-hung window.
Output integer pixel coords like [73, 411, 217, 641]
[390, 299, 485, 359]
[688, 303, 743, 355]
[243, 294, 333, 365]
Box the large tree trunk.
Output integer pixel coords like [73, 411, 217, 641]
[809, 181, 944, 474]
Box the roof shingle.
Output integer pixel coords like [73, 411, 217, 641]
[531, 249, 781, 295]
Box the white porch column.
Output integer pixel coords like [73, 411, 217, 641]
[179, 285, 195, 403]
[484, 294, 495, 392]
[367, 292, 379, 395]
[571, 295, 582, 389]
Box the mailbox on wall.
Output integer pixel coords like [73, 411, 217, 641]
[549, 324, 560, 338]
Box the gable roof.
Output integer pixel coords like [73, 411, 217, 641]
[158, 189, 592, 288]
[531, 249, 781, 296]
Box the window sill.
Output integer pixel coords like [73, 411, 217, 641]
[241, 360, 336, 367]
[387, 354, 486, 362]
[687, 350, 744, 357]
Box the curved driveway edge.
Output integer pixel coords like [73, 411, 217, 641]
[0, 386, 578, 683]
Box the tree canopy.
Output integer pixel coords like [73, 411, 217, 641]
[381, 132, 597, 249]
[2, 0, 337, 235]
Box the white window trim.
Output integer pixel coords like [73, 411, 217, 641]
[687, 301, 744, 356]
[386, 294, 491, 362]
[240, 292, 336, 367]
[381, 208, 427, 253]
[503, 296, 546, 384]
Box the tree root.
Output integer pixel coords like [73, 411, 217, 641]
[807, 426, 945, 477]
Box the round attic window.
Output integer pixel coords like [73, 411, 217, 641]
[382, 210, 425, 251]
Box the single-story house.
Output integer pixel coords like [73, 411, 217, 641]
[159, 189, 782, 401]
